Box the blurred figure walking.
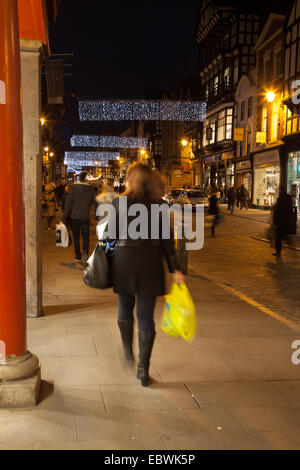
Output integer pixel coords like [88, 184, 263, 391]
[240, 184, 249, 210]
[62, 171, 95, 264]
[43, 185, 57, 230]
[208, 192, 219, 236]
[105, 162, 184, 386]
[227, 186, 236, 214]
[272, 186, 293, 257]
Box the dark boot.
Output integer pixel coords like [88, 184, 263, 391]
[137, 330, 156, 387]
[118, 320, 134, 363]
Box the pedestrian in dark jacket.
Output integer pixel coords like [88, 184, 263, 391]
[62, 172, 95, 263]
[272, 186, 293, 257]
[227, 186, 236, 214]
[208, 193, 219, 236]
[240, 184, 249, 210]
[105, 162, 184, 387]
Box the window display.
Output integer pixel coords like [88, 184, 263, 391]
[253, 166, 280, 206]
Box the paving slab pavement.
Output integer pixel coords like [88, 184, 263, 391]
[0, 227, 300, 450]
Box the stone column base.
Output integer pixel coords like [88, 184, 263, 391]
[0, 351, 41, 408]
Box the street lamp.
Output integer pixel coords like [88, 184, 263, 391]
[49, 152, 54, 158]
[181, 138, 188, 147]
[44, 146, 49, 152]
[266, 91, 276, 103]
[40, 117, 45, 126]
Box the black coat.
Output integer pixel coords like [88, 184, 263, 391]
[106, 196, 176, 297]
[273, 193, 293, 228]
[62, 183, 95, 222]
[208, 195, 219, 215]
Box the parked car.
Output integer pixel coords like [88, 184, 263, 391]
[179, 189, 209, 210]
[164, 189, 183, 205]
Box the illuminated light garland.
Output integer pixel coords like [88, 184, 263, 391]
[65, 151, 119, 161]
[65, 159, 109, 168]
[70, 135, 148, 149]
[64, 151, 119, 169]
[79, 100, 206, 122]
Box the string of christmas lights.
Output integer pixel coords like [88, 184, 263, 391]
[70, 135, 148, 149]
[79, 100, 206, 122]
[64, 151, 119, 169]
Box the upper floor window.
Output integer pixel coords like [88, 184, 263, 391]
[224, 67, 230, 88]
[272, 102, 279, 140]
[262, 107, 267, 132]
[214, 75, 219, 96]
[233, 58, 239, 85]
[248, 97, 253, 117]
[241, 101, 246, 121]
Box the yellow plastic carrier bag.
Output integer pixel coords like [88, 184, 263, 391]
[161, 282, 197, 342]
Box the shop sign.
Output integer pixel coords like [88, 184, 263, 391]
[254, 149, 280, 167]
[233, 128, 244, 141]
[174, 169, 182, 177]
[236, 160, 251, 171]
[256, 132, 266, 144]
[205, 155, 222, 163]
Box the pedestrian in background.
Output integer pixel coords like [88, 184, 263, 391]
[43, 185, 57, 230]
[227, 186, 236, 214]
[240, 184, 249, 210]
[208, 192, 219, 236]
[62, 171, 95, 264]
[272, 186, 293, 257]
[105, 162, 184, 387]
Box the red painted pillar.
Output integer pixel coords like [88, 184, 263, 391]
[0, 0, 27, 358]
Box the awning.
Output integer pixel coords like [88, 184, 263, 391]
[18, 0, 47, 43]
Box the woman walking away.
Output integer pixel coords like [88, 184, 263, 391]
[43, 185, 57, 230]
[105, 162, 184, 386]
[208, 192, 219, 236]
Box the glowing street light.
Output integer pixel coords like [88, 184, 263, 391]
[40, 117, 45, 126]
[181, 138, 188, 147]
[44, 146, 49, 152]
[266, 91, 276, 103]
[49, 152, 54, 157]
[140, 149, 146, 155]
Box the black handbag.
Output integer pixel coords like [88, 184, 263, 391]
[83, 242, 113, 290]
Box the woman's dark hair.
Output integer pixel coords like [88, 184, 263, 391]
[123, 162, 165, 202]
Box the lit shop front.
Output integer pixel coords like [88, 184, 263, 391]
[287, 151, 300, 210]
[235, 160, 252, 198]
[253, 150, 280, 208]
[203, 153, 234, 190]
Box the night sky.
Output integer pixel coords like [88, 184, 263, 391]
[49, 0, 198, 99]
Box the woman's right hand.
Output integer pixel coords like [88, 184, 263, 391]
[173, 270, 185, 284]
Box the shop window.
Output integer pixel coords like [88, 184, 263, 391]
[253, 166, 280, 206]
[287, 151, 300, 194]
